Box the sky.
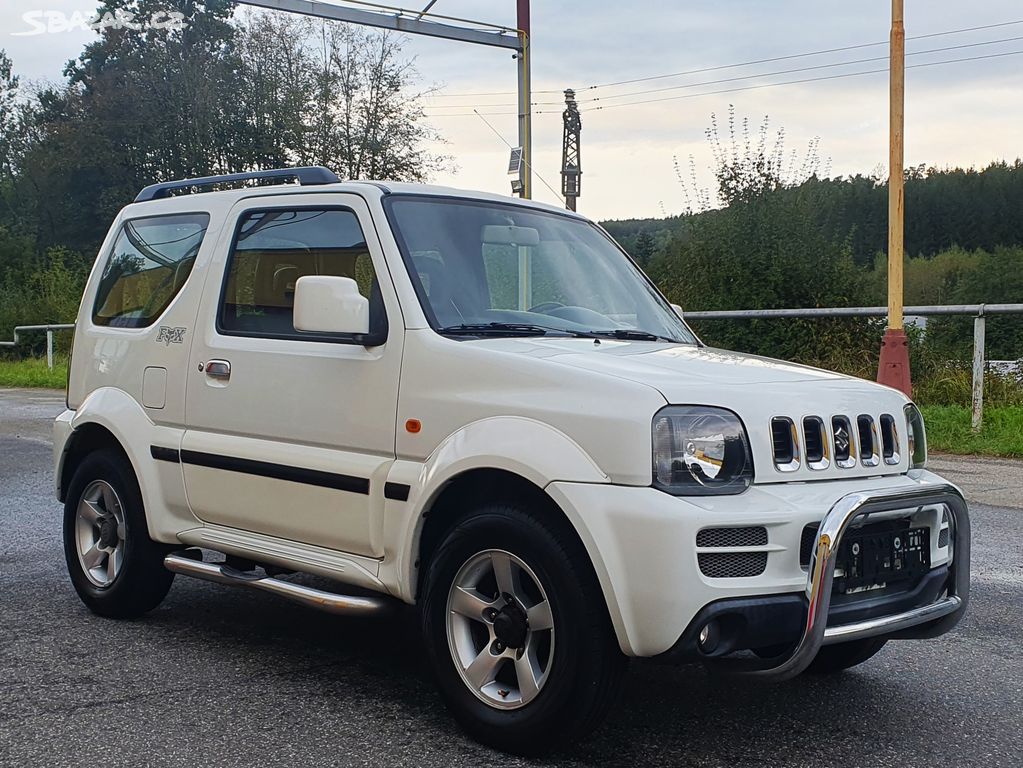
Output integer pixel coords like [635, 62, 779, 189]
[2, 1, 1022, 220]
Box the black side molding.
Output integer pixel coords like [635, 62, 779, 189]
[178, 449, 370, 495]
[150, 445, 181, 463]
[384, 482, 411, 502]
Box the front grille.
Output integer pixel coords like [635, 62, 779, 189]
[697, 526, 768, 548]
[698, 552, 768, 578]
[832, 416, 855, 468]
[857, 415, 880, 466]
[771, 418, 795, 463]
[800, 523, 819, 568]
[772, 413, 897, 471]
[879, 414, 899, 464]
[938, 526, 950, 548]
[803, 417, 823, 461]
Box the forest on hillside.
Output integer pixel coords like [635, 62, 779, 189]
[602, 114, 1022, 369]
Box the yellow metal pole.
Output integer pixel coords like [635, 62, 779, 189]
[888, 0, 905, 331]
[877, 0, 912, 395]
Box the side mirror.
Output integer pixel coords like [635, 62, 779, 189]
[671, 303, 684, 319]
[293, 276, 369, 336]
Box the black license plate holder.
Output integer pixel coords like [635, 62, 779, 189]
[835, 523, 930, 593]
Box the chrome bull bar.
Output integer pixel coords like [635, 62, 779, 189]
[723, 483, 970, 680]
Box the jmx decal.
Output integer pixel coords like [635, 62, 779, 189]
[156, 326, 187, 346]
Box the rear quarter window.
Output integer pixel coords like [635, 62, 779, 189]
[92, 213, 210, 328]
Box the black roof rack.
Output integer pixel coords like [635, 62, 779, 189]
[134, 166, 340, 203]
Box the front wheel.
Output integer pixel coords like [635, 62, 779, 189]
[63, 450, 174, 619]
[420, 502, 626, 756]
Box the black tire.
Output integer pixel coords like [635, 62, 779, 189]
[63, 449, 174, 619]
[420, 501, 626, 756]
[806, 637, 887, 674]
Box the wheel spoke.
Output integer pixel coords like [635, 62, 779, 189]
[464, 647, 503, 691]
[100, 484, 118, 516]
[514, 649, 542, 702]
[79, 500, 103, 524]
[526, 600, 554, 632]
[106, 548, 121, 581]
[490, 551, 517, 598]
[450, 586, 493, 621]
[82, 544, 106, 570]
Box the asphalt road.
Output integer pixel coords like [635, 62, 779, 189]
[2, 388, 1021, 768]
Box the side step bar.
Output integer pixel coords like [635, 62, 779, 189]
[164, 553, 392, 617]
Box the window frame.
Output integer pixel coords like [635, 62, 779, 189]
[215, 204, 388, 346]
[91, 210, 211, 329]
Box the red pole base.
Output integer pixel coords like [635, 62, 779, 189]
[877, 328, 912, 397]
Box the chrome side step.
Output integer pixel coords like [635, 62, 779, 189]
[164, 553, 393, 617]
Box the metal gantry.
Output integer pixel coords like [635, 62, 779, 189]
[561, 88, 582, 211]
[233, 0, 533, 199]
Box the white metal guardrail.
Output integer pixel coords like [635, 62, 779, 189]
[0, 324, 77, 370]
[4, 304, 1022, 429]
[683, 304, 1023, 431]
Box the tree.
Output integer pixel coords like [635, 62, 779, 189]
[304, 21, 445, 180]
[632, 230, 656, 267]
[8, 4, 445, 256]
[0, 50, 20, 179]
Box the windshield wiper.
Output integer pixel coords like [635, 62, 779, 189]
[438, 322, 602, 339]
[439, 322, 553, 337]
[590, 329, 678, 342]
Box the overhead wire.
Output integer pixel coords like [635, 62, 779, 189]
[583, 48, 1023, 112]
[422, 18, 1023, 104]
[421, 48, 1023, 117]
[422, 33, 1023, 111]
[471, 109, 566, 202]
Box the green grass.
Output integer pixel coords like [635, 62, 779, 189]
[0, 357, 68, 389]
[922, 405, 1023, 459]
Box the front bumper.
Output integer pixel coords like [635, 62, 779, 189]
[710, 483, 968, 679]
[546, 471, 970, 666]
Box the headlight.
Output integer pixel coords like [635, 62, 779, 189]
[904, 403, 927, 468]
[652, 406, 754, 495]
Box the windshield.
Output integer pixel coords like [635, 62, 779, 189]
[385, 196, 697, 343]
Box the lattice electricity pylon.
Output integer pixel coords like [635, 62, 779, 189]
[561, 89, 581, 211]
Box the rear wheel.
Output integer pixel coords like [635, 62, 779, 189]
[63, 450, 174, 618]
[420, 501, 626, 756]
[806, 637, 887, 673]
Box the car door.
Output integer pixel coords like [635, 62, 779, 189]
[182, 193, 403, 558]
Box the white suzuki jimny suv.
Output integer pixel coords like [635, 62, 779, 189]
[55, 167, 970, 755]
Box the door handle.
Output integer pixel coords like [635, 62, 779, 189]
[204, 359, 231, 381]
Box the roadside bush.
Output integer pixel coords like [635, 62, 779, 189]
[0, 243, 87, 356]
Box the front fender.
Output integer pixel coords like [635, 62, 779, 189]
[380, 416, 610, 602]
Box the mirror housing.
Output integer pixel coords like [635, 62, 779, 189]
[481, 224, 540, 247]
[671, 303, 685, 319]
[293, 276, 370, 336]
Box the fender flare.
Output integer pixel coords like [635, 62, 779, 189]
[63, 387, 193, 542]
[382, 415, 610, 602]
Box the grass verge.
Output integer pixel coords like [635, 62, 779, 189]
[921, 405, 1023, 459]
[0, 357, 68, 389]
